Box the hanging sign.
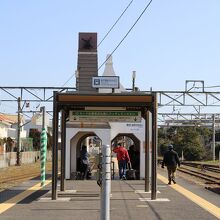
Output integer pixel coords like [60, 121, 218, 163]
[69, 110, 141, 122]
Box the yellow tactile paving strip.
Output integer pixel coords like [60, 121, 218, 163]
[0, 180, 51, 215]
[158, 174, 220, 219]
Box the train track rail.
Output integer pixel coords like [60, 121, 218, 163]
[178, 166, 220, 185]
[0, 172, 41, 185]
[181, 162, 220, 174]
[0, 162, 53, 191]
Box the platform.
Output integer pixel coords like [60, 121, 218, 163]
[0, 170, 219, 220]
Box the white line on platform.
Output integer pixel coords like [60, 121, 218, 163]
[135, 190, 160, 194]
[136, 204, 149, 208]
[139, 198, 170, 202]
[157, 185, 168, 188]
[58, 190, 77, 194]
[37, 197, 71, 202]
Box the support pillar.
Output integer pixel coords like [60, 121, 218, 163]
[60, 110, 66, 191]
[151, 93, 157, 200]
[145, 109, 150, 192]
[52, 92, 59, 200]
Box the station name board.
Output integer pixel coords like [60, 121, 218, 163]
[69, 110, 141, 122]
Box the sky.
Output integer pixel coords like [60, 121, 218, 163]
[0, 0, 220, 114]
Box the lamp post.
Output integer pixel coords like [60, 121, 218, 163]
[132, 71, 136, 92]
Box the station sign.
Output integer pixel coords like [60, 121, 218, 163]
[69, 110, 141, 122]
[92, 76, 119, 88]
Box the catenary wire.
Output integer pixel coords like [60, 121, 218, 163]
[62, 0, 153, 85]
[61, 0, 133, 87]
[98, 0, 153, 71]
[61, 73, 75, 87]
[98, 0, 134, 47]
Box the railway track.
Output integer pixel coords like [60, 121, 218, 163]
[158, 159, 220, 193]
[178, 166, 220, 185]
[181, 162, 220, 174]
[177, 162, 220, 194]
[0, 172, 41, 185]
[0, 161, 52, 191]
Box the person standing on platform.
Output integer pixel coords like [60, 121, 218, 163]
[161, 144, 180, 184]
[113, 142, 130, 180]
[128, 145, 140, 179]
[128, 145, 140, 169]
[80, 145, 89, 180]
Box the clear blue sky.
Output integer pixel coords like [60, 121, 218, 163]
[0, 0, 220, 92]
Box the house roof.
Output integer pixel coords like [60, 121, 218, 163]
[0, 113, 18, 124]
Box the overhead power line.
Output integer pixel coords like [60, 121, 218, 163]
[61, 73, 75, 87]
[98, 0, 153, 71]
[61, 0, 134, 87]
[98, 0, 134, 47]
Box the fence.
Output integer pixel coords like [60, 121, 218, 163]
[0, 150, 58, 168]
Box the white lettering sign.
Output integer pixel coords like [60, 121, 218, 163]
[92, 76, 119, 88]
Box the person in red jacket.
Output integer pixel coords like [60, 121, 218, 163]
[113, 142, 130, 180]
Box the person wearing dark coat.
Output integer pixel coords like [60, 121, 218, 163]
[161, 144, 180, 184]
[128, 145, 137, 169]
[80, 145, 89, 180]
[128, 145, 140, 179]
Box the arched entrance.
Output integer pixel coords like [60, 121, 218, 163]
[69, 132, 102, 178]
[75, 132, 101, 163]
[111, 133, 141, 179]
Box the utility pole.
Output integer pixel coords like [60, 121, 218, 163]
[40, 106, 45, 129]
[16, 97, 21, 166]
[212, 114, 216, 161]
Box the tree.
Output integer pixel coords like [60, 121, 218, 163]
[158, 128, 170, 156]
[158, 126, 211, 161]
[29, 129, 51, 151]
[29, 129, 41, 151]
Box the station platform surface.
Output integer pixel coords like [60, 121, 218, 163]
[0, 170, 219, 220]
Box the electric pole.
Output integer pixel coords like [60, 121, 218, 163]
[212, 114, 216, 161]
[16, 97, 21, 166]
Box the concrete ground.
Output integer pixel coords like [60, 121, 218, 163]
[0, 169, 220, 220]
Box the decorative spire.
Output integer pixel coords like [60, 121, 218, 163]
[106, 54, 112, 64]
[102, 54, 115, 76]
[100, 54, 126, 93]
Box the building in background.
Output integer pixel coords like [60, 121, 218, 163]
[0, 113, 27, 153]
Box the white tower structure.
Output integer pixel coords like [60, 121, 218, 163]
[99, 54, 126, 93]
